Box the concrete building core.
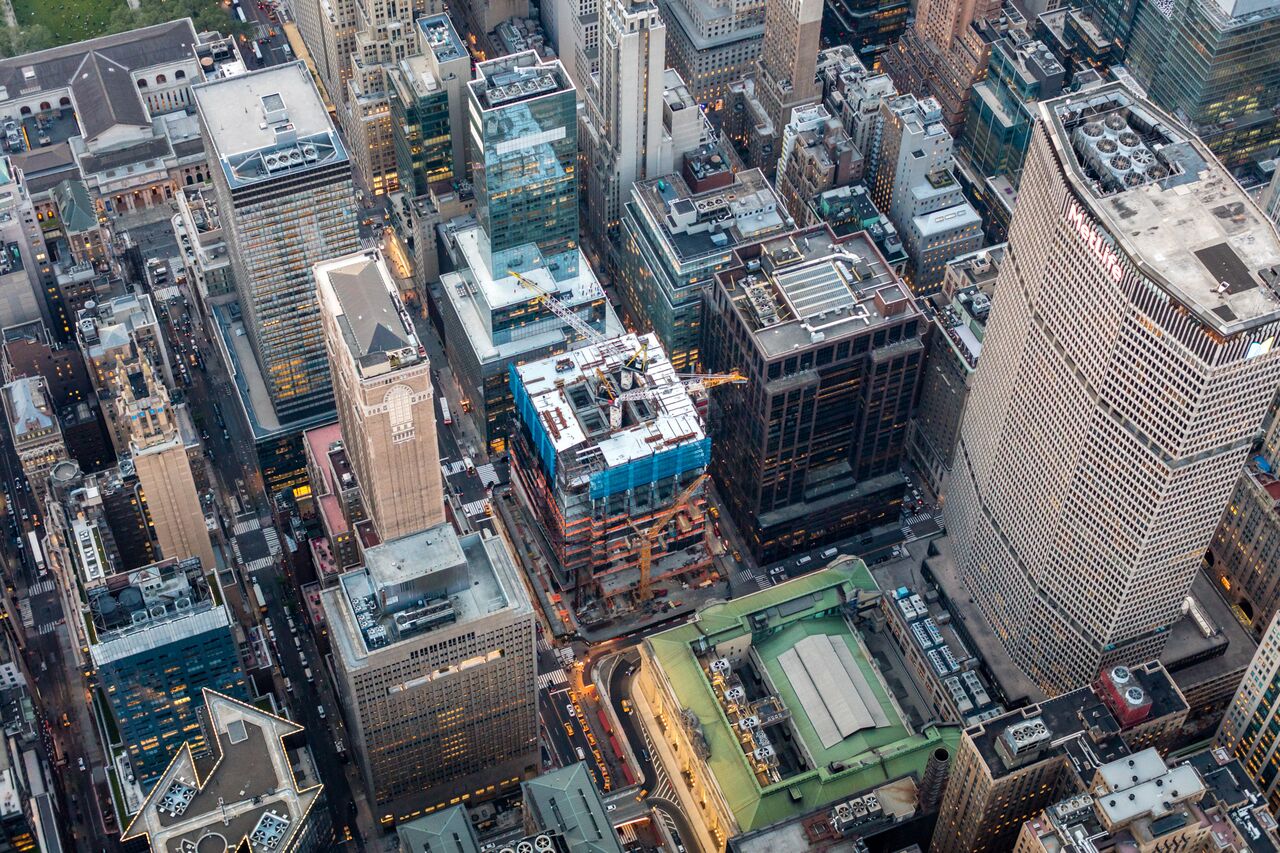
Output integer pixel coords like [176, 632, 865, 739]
[509, 333, 713, 622]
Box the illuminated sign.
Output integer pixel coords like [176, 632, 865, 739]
[1064, 198, 1125, 283]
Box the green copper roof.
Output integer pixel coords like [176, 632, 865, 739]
[644, 558, 960, 833]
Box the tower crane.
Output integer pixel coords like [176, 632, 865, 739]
[633, 472, 709, 603]
[508, 269, 634, 360]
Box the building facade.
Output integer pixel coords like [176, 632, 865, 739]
[657, 0, 765, 112]
[388, 15, 469, 200]
[322, 524, 538, 823]
[1218, 612, 1280, 813]
[316, 249, 444, 541]
[89, 557, 248, 786]
[945, 84, 1280, 696]
[1206, 398, 1280, 635]
[193, 63, 361, 424]
[702, 225, 924, 562]
[617, 166, 790, 372]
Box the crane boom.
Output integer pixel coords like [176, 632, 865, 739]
[508, 269, 631, 357]
[635, 473, 709, 602]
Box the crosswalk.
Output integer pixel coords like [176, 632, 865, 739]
[460, 498, 491, 518]
[734, 567, 773, 591]
[17, 600, 32, 629]
[537, 668, 568, 690]
[26, 579, 55, 596]
[475, 463, 500, 488]
[37, 621, 60, 636]
[537, 634, 554, 654]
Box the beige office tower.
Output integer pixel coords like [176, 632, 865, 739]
[322, 524, 538, 822]
[116, 357, 216, 572]
[945, 83, 1280, 696]
[315, 249, 444, 541]
[738, 0, 823, 172]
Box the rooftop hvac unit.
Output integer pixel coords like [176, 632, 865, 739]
[302, 144, 318, 161]
[862, 793, 881, 814]
[849, 798, 867, 818]
[1147, 164, 1170, 180]
[753, 745, 775, 761]
[725, 686, 746, 702]
[1130, 147, 1155, 169]
[499, 848, 517, 853]
[1096, 137, 1118, 154]
[1104, 113, 1128, 131]
[1002, 718, 1052, 755]
[710, 658, 731, 674]
[1117, 131, 1141, 151]
[739, 716, 760, 731]
[533, 836, 554, 852]
[517, 842, 534, 853]
[1110, 666, 1131, 685]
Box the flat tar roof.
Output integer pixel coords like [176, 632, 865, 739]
[1043, 83, 1280, 337]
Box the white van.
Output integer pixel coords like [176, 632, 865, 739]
[820, 547, 838, 560]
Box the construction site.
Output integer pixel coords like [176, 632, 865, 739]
[508, 332, 734, 624]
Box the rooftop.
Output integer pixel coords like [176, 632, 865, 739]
[0, 19, 198, 102]
[965, 661, 1187, 781]
[315, 250, 423, 379]
[1044, 83, 1280, 337]
[419, 14, 466, 63]
[717, 226, 918, 358]
[192, 61, 346, 189]
[2, 375, 55, 439]
[644, 559, 959, 832]
[469, 51, 573, 111]
[510, 333, 707, 479]
[329, 524, 519, 657]
[122, 690, 322, 853]
[630, 168, 791, 267]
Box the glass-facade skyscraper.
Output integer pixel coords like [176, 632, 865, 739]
[389, 15, 470, 198]
[89, 557, 248, 786]
[468, 52, 579, 277]
[193, 64, 361, 423]
[1124, 0, 1280, 168]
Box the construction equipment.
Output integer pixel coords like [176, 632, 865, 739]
[608, 372, 747, 429]
[508, 269, 634, 361]
[634, 473, 709, 602]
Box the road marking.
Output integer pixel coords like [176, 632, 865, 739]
[475, 463, 500, 487]
[538, 668, 568, 690]
[461, 498, 491, 518]
[37, 622, 59, 636]
[17, 600, 33, 629]
[27, 579, 55, 595]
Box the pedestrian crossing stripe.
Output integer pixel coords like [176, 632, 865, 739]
[537, 669, 568, 689]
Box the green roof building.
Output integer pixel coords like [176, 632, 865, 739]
[636, 559, 959, 848]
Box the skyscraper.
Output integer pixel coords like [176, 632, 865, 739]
[338, 0, 444, 194]
[315, 249, 444, 541]
[1123, 0, 1280, 170]
[880, 0, 1002, 135]
[90, 557, 248, 785]
[658, 0, 765, 111]
[735, 0, 824, 172]
[581, 0, 667, 244]
[945, 83, 1280, 696]
[1217, 611, 1280, 812]
[1205, 397, 1280, 634]
[193, 63, 361, 423]
[115, 355, 215, 572]
[702, 225, 924, 562]
[388, 15, 470, 199]
[322, 523, 537, 822]
[468, 52, 580, 277]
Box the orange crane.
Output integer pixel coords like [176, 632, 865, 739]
[634, 473, 709, 602]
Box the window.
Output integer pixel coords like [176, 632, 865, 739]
[174, 69, 186, 80]
[156, 74, 167, 84]
[137, 79, 148, 88]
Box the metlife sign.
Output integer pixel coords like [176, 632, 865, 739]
[1062, 195, 1127, 283]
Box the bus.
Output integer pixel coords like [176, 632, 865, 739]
[236, 6, 247, 22]
[251, 41, 263, 64]
[26, 532, 44, 574]
[439, 397, 452, 425]
[252, 581, 268, 614]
